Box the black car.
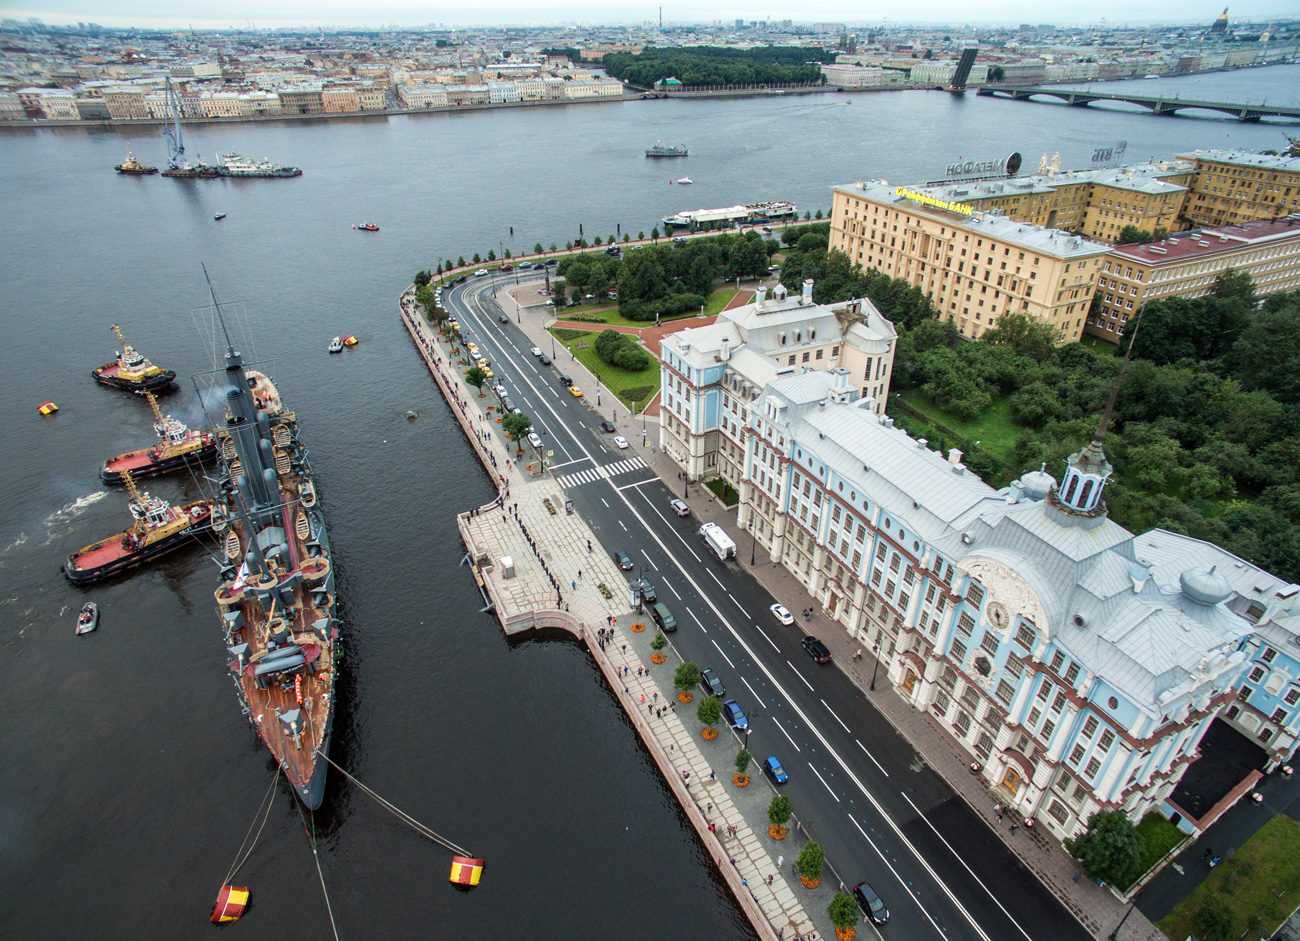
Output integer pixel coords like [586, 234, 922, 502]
[699, 668, 725, 699]
[538, 354, 551, 365]
[613, 550, 633, 571]
[853, 882, 889, 925]
[599, 420, 616, 433]
[544, 259, 558, 267]
[455, 274, 468, 283]
[802, 636, 833, 663]
[498, 315, 508, 323]
[558, 374, 573, 387]
[633, 578, 657, 604]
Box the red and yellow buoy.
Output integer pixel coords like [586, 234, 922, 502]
[342, 335, 358, 347]
[449, 856, 484, 887]
[37, 401, 59, 415]
[210, 885, 250, 923]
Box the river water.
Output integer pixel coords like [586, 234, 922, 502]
[0, 64, 1296, 939]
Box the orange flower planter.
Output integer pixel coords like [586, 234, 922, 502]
[631, 622, 646, 633]
[835, 926, 856, 940]
[801, 875, 820, 889]
[677, 691, 693, 704]
[650, 653, 666, 664]
[733, 773, 750, 787]
[702, 727, 719, 741]
[768, 825, 787, 840]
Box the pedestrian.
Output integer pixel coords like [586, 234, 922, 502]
[1010, 824, 1019, 835]
[777, 855, 783, 868]
[741, 878, 747, 887]
[653, 692, 658, 702]
[767, 874, 774, 886]
[571, 580, 576, 590]
[622, 644, 627, 653]
[707, 802, 713, 813]
[792, 863, 798, 878]
[709, 770, 715, 781]
[588, 540, 593, 552]
[709, 823, 715, 833]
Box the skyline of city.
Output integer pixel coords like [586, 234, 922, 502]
[6, 5, 1299, 32]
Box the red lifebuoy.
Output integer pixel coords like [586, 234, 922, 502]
[294, 675, 303, 704]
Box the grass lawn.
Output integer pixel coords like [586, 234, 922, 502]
[702, 288, 739, 316]
[896, 390, 1020, 463]
[1158, 814, 1300, 941]
[1124, 813, 1187, 892]
[554, 330, 661, 411]
[556, 287, 739, 328]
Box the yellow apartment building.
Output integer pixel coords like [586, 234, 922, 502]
[1177, 150, 1300, 227]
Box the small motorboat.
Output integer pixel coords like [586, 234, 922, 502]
[353, 223, 379, 232]
[677, 178, 693, 185]
[214, 212, 227, 221]
[328, 337, 343, 354]
[76, 602, 99, 635]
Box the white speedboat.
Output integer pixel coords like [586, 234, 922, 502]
[328, 337, 343, 354]
[677, 177, 693, 185]
[76, 602, 98, 635]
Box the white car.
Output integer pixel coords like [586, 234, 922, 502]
[530, 347, 543, 357]
[613, 435, 629, 449]
[494, 383, 507, 395]
[669, 498, 690, 517]
[527, 432, 542, 448]
[771, 603, 795, 626]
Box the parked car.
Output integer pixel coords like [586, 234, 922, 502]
[633, 578, 657, 604]
[853, 883, 890, 925]
[722, 699, 748, 731]
[530, 346, 543, 356]
[762, 756, 788, 784]
[558, 374, 573, 387]
[613, 550, 633, 571]
[538, 354, 551, 365]
[699, 668, 725, 699]
[650, 602, 677, 632]
[500, 263, 513, 271]
[527, 432, 542, 448]
[498, 314, 508, 323]
[518, 262, 533, 270]
[669, 498, 690, 517]
[494, 383, 507, 395]
[599, 420, 615, 433]
[569, 386, 583, 398]
[802, 636, 832, 663]
[672, 236, 688, 243]
[771, 603, 795, 626]
[614, 435, 629, 449]
[475, 269, 488, 278]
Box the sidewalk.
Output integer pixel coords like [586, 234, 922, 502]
[402, 297, 826, 941]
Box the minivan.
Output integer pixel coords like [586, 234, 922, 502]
[651, 602, 677, 632]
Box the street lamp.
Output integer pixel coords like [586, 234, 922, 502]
[869, 643, 880, 691]
[1108, 903, 1135, 941]
[749, 517, 756, 566]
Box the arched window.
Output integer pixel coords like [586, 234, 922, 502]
[1079, 479, 1095, 508]
[1063, 474, 1079, 504]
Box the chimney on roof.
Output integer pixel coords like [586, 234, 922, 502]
[755, 286, 767, 307]
[948, 447, 963, 466]
[720, 338, 730, 362]
[802, 279, 814, 305]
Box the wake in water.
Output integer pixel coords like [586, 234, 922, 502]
[39, 490, 110, 546]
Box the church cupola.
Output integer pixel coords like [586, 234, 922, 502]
[1055, 437, 1111, 513]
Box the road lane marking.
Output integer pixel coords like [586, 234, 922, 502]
[711, 639, 736, 669]
[855, 739, 889, 777]
[601, 498, 609, 508]
[808, 763, 841, 802]
[708, 570, 724, 589]
[689, 609, 705, 629]
[774, 718, 801, 752]
[730, 593, 747, 614]
[667, 580, 682, 601]
[742, 676, 764, 706]
[848, 815, 954, 941]
[615, 478, 658, 491]
[821, 699, 851, 733]
[618, 521, 627, 531]
[787, 661, 814, 691]
[898, 791, 1034, 941]
[753, 624, 780, 652]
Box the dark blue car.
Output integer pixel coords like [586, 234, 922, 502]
[763, 756, 788, 784]
[722, 699, 748, 731]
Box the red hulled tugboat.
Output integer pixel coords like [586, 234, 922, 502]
[63, 469, 213, 585]
[92, 324, 176, 394]
[101, 391, 216, 483]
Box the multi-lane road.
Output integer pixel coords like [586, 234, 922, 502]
[439, 270, 1091, 941]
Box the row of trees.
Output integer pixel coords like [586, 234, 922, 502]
[602, 45, 829, 88]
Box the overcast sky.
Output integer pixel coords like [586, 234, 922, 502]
[5, 2, 1294, 31]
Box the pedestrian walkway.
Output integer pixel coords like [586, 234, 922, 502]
[401, 294, 819, 941]
[554, 456, 647, 489]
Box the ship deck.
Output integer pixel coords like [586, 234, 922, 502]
[69, 532, 135, 570]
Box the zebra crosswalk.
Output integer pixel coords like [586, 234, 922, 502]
[555, 456, 647, 489]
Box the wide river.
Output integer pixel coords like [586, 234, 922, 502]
[0, 64, 1296, 939]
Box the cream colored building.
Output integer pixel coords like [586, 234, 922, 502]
[356, 86, 386, 110]
[831, 181, 1109, 343]
[1177, 150, 1300, 227]
[103, 86, 149, 121]
[398, 83, 448, 108]
[321, 85, 360, 112]
[1088, 214, 1300, 339]
[562, 79, 624, 100]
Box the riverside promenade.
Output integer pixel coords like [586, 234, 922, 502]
[399, 290, 822, 941]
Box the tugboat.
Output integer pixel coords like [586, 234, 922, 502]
[92, 324, 177, 394]
[63, 468, 213, 585]
[115, 147, 159, 175]
[646, 141, 688, 157]
[100, 391, 217, 483]
[76, 602, 99, 634]
[353, 223, 379, 232]
[206, 273, 339, 810]
[214, 212, 227, 221]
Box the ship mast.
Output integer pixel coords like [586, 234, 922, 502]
[110, 323, 130, 352]
[145, 390, 165, 425]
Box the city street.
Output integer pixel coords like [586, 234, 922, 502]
[439, 270, 1093, 941]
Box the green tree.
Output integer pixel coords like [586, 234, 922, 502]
[593, 235, 603, 246]
[1064, 810, 1144, 887]
[1227, 303, 1300, 405]
[457, 256, 466, 267]
[735, 748, 752, 774]
[674, 661, 701, 692]
[465, 366, 487, 395]
[1115, 225, 1154, 245]
[814, 208, 824, 219]
[502, 412, 533, 450]
[828, 892, 860, 933]
[638, 231, 645, 240]
[696, 694, 723, 726]
[981, 312, 1059, 362]
[1188, 893, 1236, 941]
[767, 794, 793, 828]
[472, 252, 481, 264]
[549, 243, 558, 252]
[534, 242, 544, 254]
[503, 248, 511, 259]
[796, 841, 825, 882]
[623, 233, 631, 242]
[650, 630, 668, 650]
[487, 249, 496, 261]
[414, 270, 432, 288]
[1211, 267, 1256, 306]
[650, 227, 660, 240]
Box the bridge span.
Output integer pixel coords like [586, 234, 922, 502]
[976, 85, 1300, 123]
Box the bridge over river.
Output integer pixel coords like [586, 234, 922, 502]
[977, 84, 1300, 122]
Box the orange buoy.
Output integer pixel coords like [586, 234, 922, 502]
[343, 335, 358, 347]
[210, 885, 250, 923]
[449, 856, 484, 887]
[38, 401, 58, 415]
